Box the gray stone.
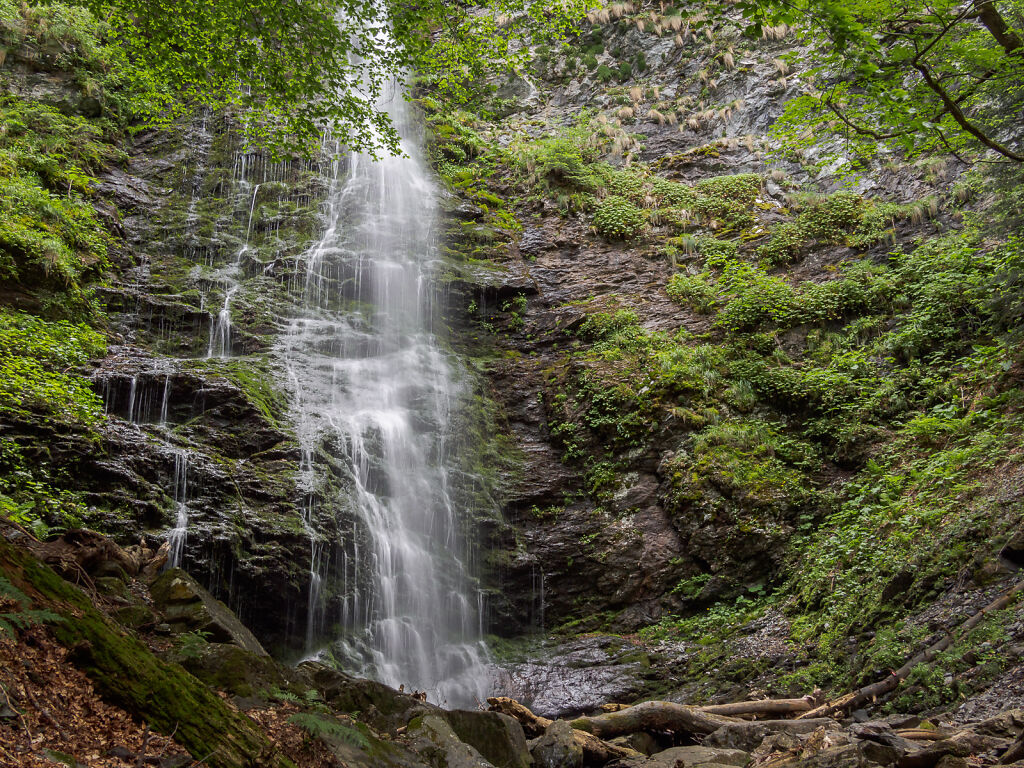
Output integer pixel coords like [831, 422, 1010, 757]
[445, 709, 533, 768]
[706, 721, 842, 752]
[531, 720, 582, 768]
[149, 568, 268, 656]
[644, 746, 750, 768]
[407, 714, 496, 768]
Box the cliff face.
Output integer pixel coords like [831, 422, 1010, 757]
[425, 1, 1024, 717]
[3, 0, 1024, 727]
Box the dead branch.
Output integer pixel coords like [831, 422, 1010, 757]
[800, 579, 1024, 720]
[699, 695, 822, 718]
[570, 700, 739, 739]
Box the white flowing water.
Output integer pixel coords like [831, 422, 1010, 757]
[279, 84, 490, 706]
[208, 183, 261, 358]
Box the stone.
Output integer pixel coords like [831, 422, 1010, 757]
[445, 709, 533, 768]
[645, 746, 750, 768]
[969, 708, 1024, 739]
[149, 568, 268, 656]
[406, 715, 497, 768]
[531, 720, 583, 768]
[706, 721, 842, 752]
[791, 742, 901, 768]
[609, 732, 662, 756]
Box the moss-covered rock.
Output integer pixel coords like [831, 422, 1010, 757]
[150, 567, 268, 656]
[0, 536, 292, 768]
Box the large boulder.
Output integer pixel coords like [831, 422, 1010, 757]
[531, 720, 583, 768]
[444, 709, 532, 768]
[406, 714, 496, 768]
[149, 568, 267, 656]
[300, 662, 434, 731]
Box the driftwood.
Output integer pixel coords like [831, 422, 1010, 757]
[488, 697, 551, 738]
[799, 579, 1024, 720]
[570, 701, 739, 739]
[699, 695, 821, 718]
[897, 729, 954, 742]
[486, 697, 639, 764]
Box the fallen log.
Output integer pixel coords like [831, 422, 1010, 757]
[699, 696, 819, 718]
[798, 579, 1024, 720]
[486, 697, 639, 765]
[487, 696, 551, 738]
[897, 729, 953, 742]
[570, 701, 739, 739]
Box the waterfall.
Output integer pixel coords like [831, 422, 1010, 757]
[279, 82, 490, 706]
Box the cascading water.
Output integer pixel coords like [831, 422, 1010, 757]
[279, 80, 490, 706]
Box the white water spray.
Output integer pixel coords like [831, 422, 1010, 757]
[279, 82, 490, 706]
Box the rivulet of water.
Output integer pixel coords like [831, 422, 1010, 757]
[278, 80, 490, 707]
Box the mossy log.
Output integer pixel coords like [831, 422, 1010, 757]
[0, 537, 292, 768]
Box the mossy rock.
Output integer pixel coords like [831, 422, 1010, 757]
[150, 568, 268, 656]
[444, 710, 532, 768]
[0, 538, 292, 768]
[174, 643, 297, 699]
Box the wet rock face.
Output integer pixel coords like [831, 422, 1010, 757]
[491, 636, 659, 719]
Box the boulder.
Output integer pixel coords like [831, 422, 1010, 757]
[407, 714, 496, 768]
[531, 720, 583, 768]
[445, 709, 533, 768]
[706, 720, 842, 752]
[793, 742, 902, 768]
[300, 662, 435, 732]
[149, 568, 267, 656]
[174, 643, 297, 698]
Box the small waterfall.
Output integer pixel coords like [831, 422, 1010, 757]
[280, 80, 490, 705]
[167, 449, 191, 568]
[207, 182, 260, 358]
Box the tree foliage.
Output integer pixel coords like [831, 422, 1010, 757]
[740, 0, 1024, 162]
[63, 0, 584, 155]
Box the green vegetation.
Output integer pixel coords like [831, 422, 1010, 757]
[289, 713, 370, 749]
[740, 0, 1024, 163]
[0, 309, 105, 424]
[0, 539, 294, 768]
[593, 194, 646, 239]
[0, 574, 62, 637]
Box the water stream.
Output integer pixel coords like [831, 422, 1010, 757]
[279, 83, 490, 706]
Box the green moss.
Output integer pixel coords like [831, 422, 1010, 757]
[0, 539, 293, 768]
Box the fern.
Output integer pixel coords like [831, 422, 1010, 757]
[0, 575, 62, 638]
[288, 713, 369, 748]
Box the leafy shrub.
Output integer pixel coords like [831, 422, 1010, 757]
[667, 272, 717, 312]
[696, 236, 740, 268]
[592, 195, 645, 239]
[512, 127, 602, 193]
[693, 174, 763, 230]
[650, 177, 696, 207]
[0, 309, 105, 423]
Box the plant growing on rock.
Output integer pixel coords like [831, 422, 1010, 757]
[592, 195, 646, 239]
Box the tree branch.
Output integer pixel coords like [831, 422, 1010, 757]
[972, 0, 1023, 54]
[912, 61, 1024, 161]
